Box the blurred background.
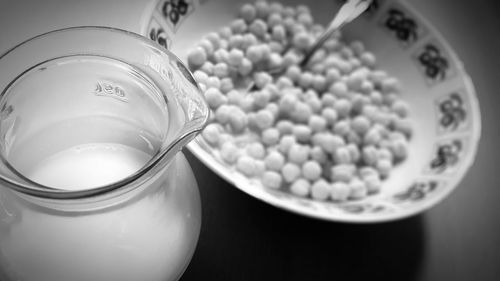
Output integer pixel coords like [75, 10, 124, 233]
[0, 0, 499, 280]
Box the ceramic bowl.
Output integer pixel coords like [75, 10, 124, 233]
[144, 0, 481, 222]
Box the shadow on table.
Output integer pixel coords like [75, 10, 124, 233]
[182, 152, 426, 281]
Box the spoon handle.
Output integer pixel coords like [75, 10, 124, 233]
[300, 0, 373, 68]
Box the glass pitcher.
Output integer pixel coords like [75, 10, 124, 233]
[0, 26, 209, 281]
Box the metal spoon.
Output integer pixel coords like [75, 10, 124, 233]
[246, 0, 373, 91]
[299, 0, 373, 68]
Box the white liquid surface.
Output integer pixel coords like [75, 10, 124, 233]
[26, 143, 152, 190]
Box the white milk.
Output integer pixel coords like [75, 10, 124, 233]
[26, 142, 151, 190]
[0, 138, 200, 281]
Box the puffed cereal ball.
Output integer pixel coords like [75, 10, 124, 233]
[230, 18, 247, 34]
[346, 143, 361, 163]
[261, 171, 283, 189]
[381, 77, 401, 93]
[297, 12, 313, 27]
[200, 61, 214, 75]
[205, 32, 221, 49]
[246, 45, 264, 63]
[282, 50, 301, 67]
[228, 110, 248, 134]
[308, 115, 327, 132]
[262, 127, 281, 146]
[311, 179, 331, 200]
[254, 72, 273, 89]
[268, 52, 284, 69]
[351, 115, 371, 135]
[349, 178, 368, 199]
[239, 95, 255, 112]
[255, 109, 275, 130]
[272, 25, 286, 41]
[362, 145, 378, 166]
[238, 57, 253, 76]
[293, 32, 313, 50]
[363, 173, 382, 193]
[325, 68, 341, 85]
[239, 3, 257, 22]
[242, 33, 258, 49]
[391, 100, 410, 118]
[254, 160, 266, 177]
[236, 156, 257, 177]
[302, 160, 322, 181]
[389, 138, 409, 161]
[193, 70, 209, 85]
[202, 123, 223, 146]
[228, 48, 245, 67]
[350, 40, 365, 56]
[267, 12, 283, 27]
[360, 51, 377, 68]
[220, 77, 234, 93]
[298, 71, 314, 89]
[269, 2, 284, 14]
[282, 162, 301, 183]
[206, 76, 221, 89]
[246, 142, 266, 159]
[205, 88, 227, 109]
[363, 127, 382, 146]
[253, 90, 271, 108]
[255, 0, 271, 18]
[393, 118, 413, 137]
[330, 81, 349, 98]
[290, 102, 312, 123]
[213, 63, 229, 78]
[285, 65, 302, 82]
[220, 141, 240, 164]
[312, 75, 327, 92]
[377, 147, 394, 162]
[276, 76, 294, 89]
[265, 103, 280, 118]
[290, 178, 311, 197]
[278, 135, 296, 154]
[333, 119, 351, 136]
[296, 4, 311, 14]
[359, 166, 379, 179]
[218, 26, 232, 39]
[334, 146, 352, 164]
[346, 131, 362, 146]
[198, 39, 215, 57]
[249, 19, 268, 37]
[376, 158, 393, 178]
[321, 107, 339, 125]
[313, 132, 345, 154]
[214, 104, 232, 124]
[187, 46, 207, 68]
[214, 48, 229, 64]
[276, 120, 294, 135]
[265, 150, 286, 171]
[330, 164, 356, 183]
[334, 99, 352, 118]
[310, 146, 328, 164]
[292, 124, 312, 143]
[330, 182, 351, 201]
[288, 143, 310, 164]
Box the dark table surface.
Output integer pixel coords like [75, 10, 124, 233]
[181, 1, 500, 280]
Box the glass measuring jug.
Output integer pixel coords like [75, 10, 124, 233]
[0, 26, 209, 281]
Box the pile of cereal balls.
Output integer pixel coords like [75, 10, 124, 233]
[188, 0, 412, 202]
